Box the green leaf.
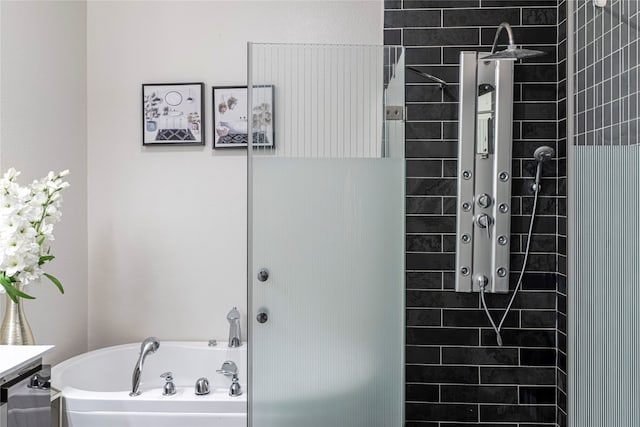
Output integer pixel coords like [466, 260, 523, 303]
[37, 235, 45, 246]
[10, 286, 36, 300]
[0, 279, 17, 303]
[0, 276, 35, 303]
[39, 255, 55, 266]
[44, 273, 64, 294]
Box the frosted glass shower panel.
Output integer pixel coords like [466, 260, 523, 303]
[248, 43, 404, 158]
[570, 146, 640, 426]
[248, 43, 404, 427]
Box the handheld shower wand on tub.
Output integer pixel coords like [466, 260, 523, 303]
[480, 146, 555, 346]
[130, 336, 160, 396]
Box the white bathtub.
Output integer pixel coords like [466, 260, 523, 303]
[52, 341, 246, 427]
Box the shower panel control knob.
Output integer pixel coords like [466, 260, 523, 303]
[474, 274, 489, 289]
[475, 214, 492, 239]
[476, 193, 492, 209]
[474, 274, 490, 292]
[256, 312, 268, 324]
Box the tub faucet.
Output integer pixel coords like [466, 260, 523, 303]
[129, 336, 160, 397]
[227, 307, 241, 347]
[217, 360, 242, 397]
[160, 372, 176, 396]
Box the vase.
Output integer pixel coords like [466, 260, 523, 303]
[0, 283, 35, 345]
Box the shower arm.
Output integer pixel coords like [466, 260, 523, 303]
[490, 22, 517, 54]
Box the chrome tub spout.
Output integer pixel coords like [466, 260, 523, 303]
[129, 336, 160, 397]
[227, 307, 242, 347]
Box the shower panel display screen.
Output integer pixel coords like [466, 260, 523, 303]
[476, 84, 495, 157]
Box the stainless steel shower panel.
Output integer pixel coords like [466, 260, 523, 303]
[455, 51, 514, 294]
[455, 52, 476, 290]
[490, 58, 514, 293]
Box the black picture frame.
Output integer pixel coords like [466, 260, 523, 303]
[142, 82, 205, 145]
[212, 85, 274, 149]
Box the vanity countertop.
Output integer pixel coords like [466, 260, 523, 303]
[0, 345, 54, 378]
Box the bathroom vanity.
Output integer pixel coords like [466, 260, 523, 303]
[0, 345, 54, 427]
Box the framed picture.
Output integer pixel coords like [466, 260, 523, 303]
[212, 85, 274, 149]
[142, 83, 204, 145]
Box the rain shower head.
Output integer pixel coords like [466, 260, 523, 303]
[483, 22, 546, 61]
[533, 145, 555, 163]
[483, 47, 546, 60]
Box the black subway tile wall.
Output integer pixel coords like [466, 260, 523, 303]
[384, 1, 567, 425]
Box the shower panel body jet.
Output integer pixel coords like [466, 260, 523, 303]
[455, 51, 514, 293]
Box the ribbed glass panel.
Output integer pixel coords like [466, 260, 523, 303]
[569, 145, 640, 426]
[247, 43, 405, 427]
[248, 43, 404, 159]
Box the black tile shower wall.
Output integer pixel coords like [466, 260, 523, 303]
[384, 1, 566, 426]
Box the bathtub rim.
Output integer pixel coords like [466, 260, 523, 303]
[52, 340, 247, 414]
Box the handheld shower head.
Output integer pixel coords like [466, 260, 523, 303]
[532, 146, 555, 192]
[140, 336, 160, 355]
[533, 145, 555, 163]
[130, 337, 160, 396]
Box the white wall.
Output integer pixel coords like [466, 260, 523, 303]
[0, 0, 88, 364]
[87, 1, 383, 349]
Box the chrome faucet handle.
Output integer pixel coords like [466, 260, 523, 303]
[216, 360, 242, 396]
[475, 213, 492, 239]
[215, 361, 242, 397]
[216, 360, 239, 377]
[160, 372, 176, 396]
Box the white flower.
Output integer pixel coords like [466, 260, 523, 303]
[0, 168, 69, 299]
